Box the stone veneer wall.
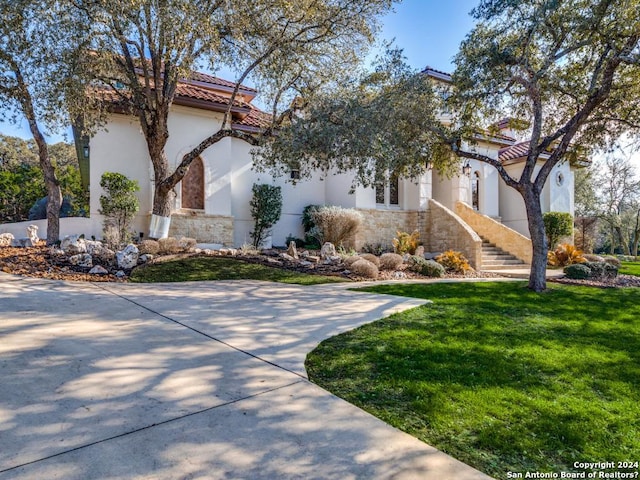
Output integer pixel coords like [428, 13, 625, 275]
[456, 201, 532, 264]
[354, 209, 419, 251]
[424, 199, 482, 269]
[168, 212, 234, 245]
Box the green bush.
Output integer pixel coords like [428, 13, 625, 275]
[250, 184, 282, 248]
[408, 255, 445, 277]
[99, 172, 140, 247]
[564, 263, 591, 279]
[543, 212, 573, 249]
[584, 261, 618, 279]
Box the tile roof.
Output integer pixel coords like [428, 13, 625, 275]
[186, 71, 257, 94]
[421, 66, 453, 82]
[96, 71, 272, 131]
[498, 140, 552, 163]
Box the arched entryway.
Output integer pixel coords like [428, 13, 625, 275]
[181, 157, 204, 210]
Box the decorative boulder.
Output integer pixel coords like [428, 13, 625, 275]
[0, 233, 14, 247]
[139, 254, 154, 264]
[414, 245, 425, 257]
[116, 244, 139, 269]
[115, 270, 126, 278]
[89, 265, 109, 275]
[91, 245, 115, 264]
[287, 241, 299, 260]
[27, 225, 39, 245]
[11, 237, 33, 248]
[320, 242, 337, 259]
[61, 235, 87, 255]
[280, 253, 296, 262]
[69, 253, 93, 268]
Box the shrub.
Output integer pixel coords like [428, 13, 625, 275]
[392, 230, 420, 255]
[359, 253, 380, 267]
[543, 212, 573, 249]
[435, 250, 471, 273]
[139, 239, 160, 255]
[584, 261, 618, 280]
[379, 252, 403, 270]
[350, 258, 379, 278]
[407, 255, 445, 277]
[603, 256, 621, 268]
[177, 237, 197, 252]
[99, 172, 140, 247]
[564, 263, 591, 279]
[361, 243, 388, 256]
[343, 255, 362, 267]
[249, 184, 282, 248]
[158, 237, 180, 254]
[310, 205, 362, 246]
[547, 244, 586, 267]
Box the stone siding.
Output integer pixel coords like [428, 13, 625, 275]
[456, 201, 532, 264]
[355, 209, 419, 251]
[168, 212, 234, 245]
[423, 200, 482, 269]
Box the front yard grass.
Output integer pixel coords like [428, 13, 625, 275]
[620, 261, 640, 276]
[130, 256, 347, 285]
[305, 282, 640, 478]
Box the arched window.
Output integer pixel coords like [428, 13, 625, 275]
[181, 157, 204, 210]
[472, 171, 480, 211]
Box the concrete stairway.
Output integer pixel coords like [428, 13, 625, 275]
[480, 237, 527, 270]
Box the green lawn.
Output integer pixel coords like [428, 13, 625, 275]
[305, 282, 640, 478]
[130, 256, 347, 285]
[620, 261, 640, 277]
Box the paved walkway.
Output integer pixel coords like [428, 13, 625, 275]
[0, 273, 492, 479]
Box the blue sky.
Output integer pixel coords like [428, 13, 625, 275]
[0, 1, 479, 142]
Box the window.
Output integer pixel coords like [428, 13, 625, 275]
[290, 169, 300, 180]
[181, 157, 204, 210]
[471, 171, 480, 211]
[376, 172, 400, 207]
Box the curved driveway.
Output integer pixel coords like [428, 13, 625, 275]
[0, 273, 492, 479]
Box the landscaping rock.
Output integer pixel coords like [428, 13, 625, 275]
[320, 242, 337, 259]
[116, 244, 139, 269]
[414, 245, 425, 257]
[306, 255, 320, 263]
[139, 254, 153, 263]
[115, 270, 126, 278]
[69, 253, 93, 268]
[91, 245, 115, 264]
[88, 265, 109, 275]
[27, 225, 39, 245]
[394, 271, 408, 279]
[287, 241, 299, 260]
[11, 238, 34, 248]
[0, 233, 14, 247]
[424, 252, 442, 260]
[280, 253, 296, 262]
[61, 235, 87, 255]
[299, 260, 314, 267]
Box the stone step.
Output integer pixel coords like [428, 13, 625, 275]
[482, 254, 519, 261]
[482, 259, 526, 266]
[482, 264, 531, 271]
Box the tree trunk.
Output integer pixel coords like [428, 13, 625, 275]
[26, 106, 61, 245]
[522, 185, 547, 292]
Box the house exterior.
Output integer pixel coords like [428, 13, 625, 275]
[80, 68, 579, 269]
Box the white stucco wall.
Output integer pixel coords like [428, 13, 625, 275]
[499, 161, 575, 237]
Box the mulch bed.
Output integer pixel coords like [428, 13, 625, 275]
[2, 243, 637, 288]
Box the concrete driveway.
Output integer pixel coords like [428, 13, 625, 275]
[0, 273, 492, 479]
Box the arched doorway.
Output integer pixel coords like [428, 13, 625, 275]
[181, 157, 204, 210]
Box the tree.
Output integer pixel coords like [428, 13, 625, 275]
[249, 184, 282, 248]
[595, 155, 640, 255]
[0, 0, 92, 244]
[261, 1, 640, 291]
[99, 172, 140, 247]
[543, 212, 573, 250]
[573, 166, 599, 253]
[73, 0, 394, 235]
